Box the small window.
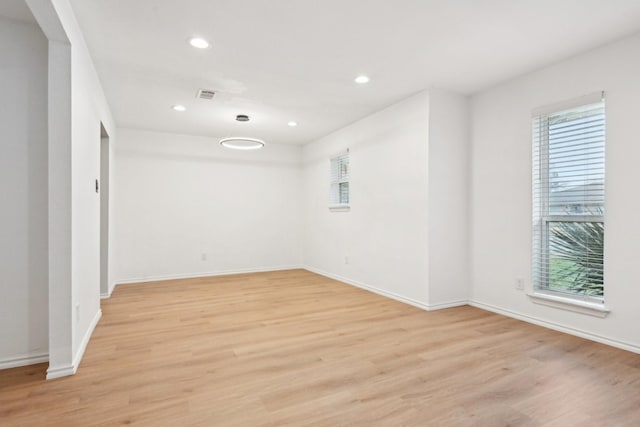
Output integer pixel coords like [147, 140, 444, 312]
[532, 93, 605, 301]
[330, 151, 349, 211]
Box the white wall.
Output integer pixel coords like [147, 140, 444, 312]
[301, 89, 470, 310]
[46, 38, 74, 376]
[100, 131, 110, 297]
[57, 0, 116, 375]
[25, 0, 117, 377]
[112, 129, 302, 283]
[302, 92, 431, 306]
[12, 0, 635, 377]
[69, 27, 104, 362]
[427, 89, 470, 308]
[469, 33, 640, 352]
[0, 16, 49, 368]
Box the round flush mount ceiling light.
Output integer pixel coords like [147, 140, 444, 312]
[172, 104, 186, 112]
[219, 137, 265, 150]
[188, 37, 210, 49]
[354, 75, 370, 84]
[236, 114, 250, 122]
[287, 121, 298, 127]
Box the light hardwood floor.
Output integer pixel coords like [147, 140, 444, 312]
[1, 269, 639, 426]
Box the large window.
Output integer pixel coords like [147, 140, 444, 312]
[329, 151, 350, 210]
[532, 93, 605, 300]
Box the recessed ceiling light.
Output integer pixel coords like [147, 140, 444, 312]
[188, 37, 210, 49]
[219, 137, 265, 150]
[354, 75, 370, 84]
[172, 104, 186, 112]
[287, 121, 298, 127]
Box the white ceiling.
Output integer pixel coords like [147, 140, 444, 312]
[0, 0, 35, 24]
[68, 0, 640, 145]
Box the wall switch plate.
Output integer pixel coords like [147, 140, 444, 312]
[516, 277, 525, 290]
[201, 253, 207, 261]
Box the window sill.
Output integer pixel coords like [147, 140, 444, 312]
[527, 291, 609, 318]
[329, 205, 350, 212]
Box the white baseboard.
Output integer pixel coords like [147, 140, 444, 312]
[72, 308, 102, 370]
[100, 283, 115, 299]
[303, 266, 467, 312]
[427, 299, 470, 310]
[469, 300, 640, 355]
[46, 308, 102, 380]
[302, 266, 639, 354]
[45, 363, 75, 380]
[0, 352, 49, 370]
[114, 265, 303, 286]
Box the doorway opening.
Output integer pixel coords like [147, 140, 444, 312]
[100, 123, 110, 298]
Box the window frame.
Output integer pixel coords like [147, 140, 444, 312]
[530, 93, 608, 314]
[329, 150, 350, 212]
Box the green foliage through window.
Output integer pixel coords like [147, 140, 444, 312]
[548, 220, 604, 296]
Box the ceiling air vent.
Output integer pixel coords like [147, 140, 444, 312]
[196, 89, 216, 100]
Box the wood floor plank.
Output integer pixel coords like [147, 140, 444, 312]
[1, 269, 639, 426]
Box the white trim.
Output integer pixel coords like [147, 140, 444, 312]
[100, 283, 115, 299]
[73, 308, 102, 368]
[114, 265, 303, 286]
[427, 299, 470, 310]
[329, 148, 350, 159]
[328, 205, 350, 212]
[45, 363, 75, 380]
[469, 300, 639, 355]
[0, 352, 49, 370]
[301, 267, 636, 354]
[532, 91, 605, 116]
[46, 309, 102, 380]
[303, 266, 467, 311]
[108, 281, 116, 297]
[528, 292, 609, 318]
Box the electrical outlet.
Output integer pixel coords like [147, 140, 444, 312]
[344, 256, 349, 265]
[516, 277, 525, 291]
[75, 304, 80, 322]
[201, 253, 207, 261]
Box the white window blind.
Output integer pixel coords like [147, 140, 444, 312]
[532, 93, 605, 299]
[330, 151, 349, 207]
